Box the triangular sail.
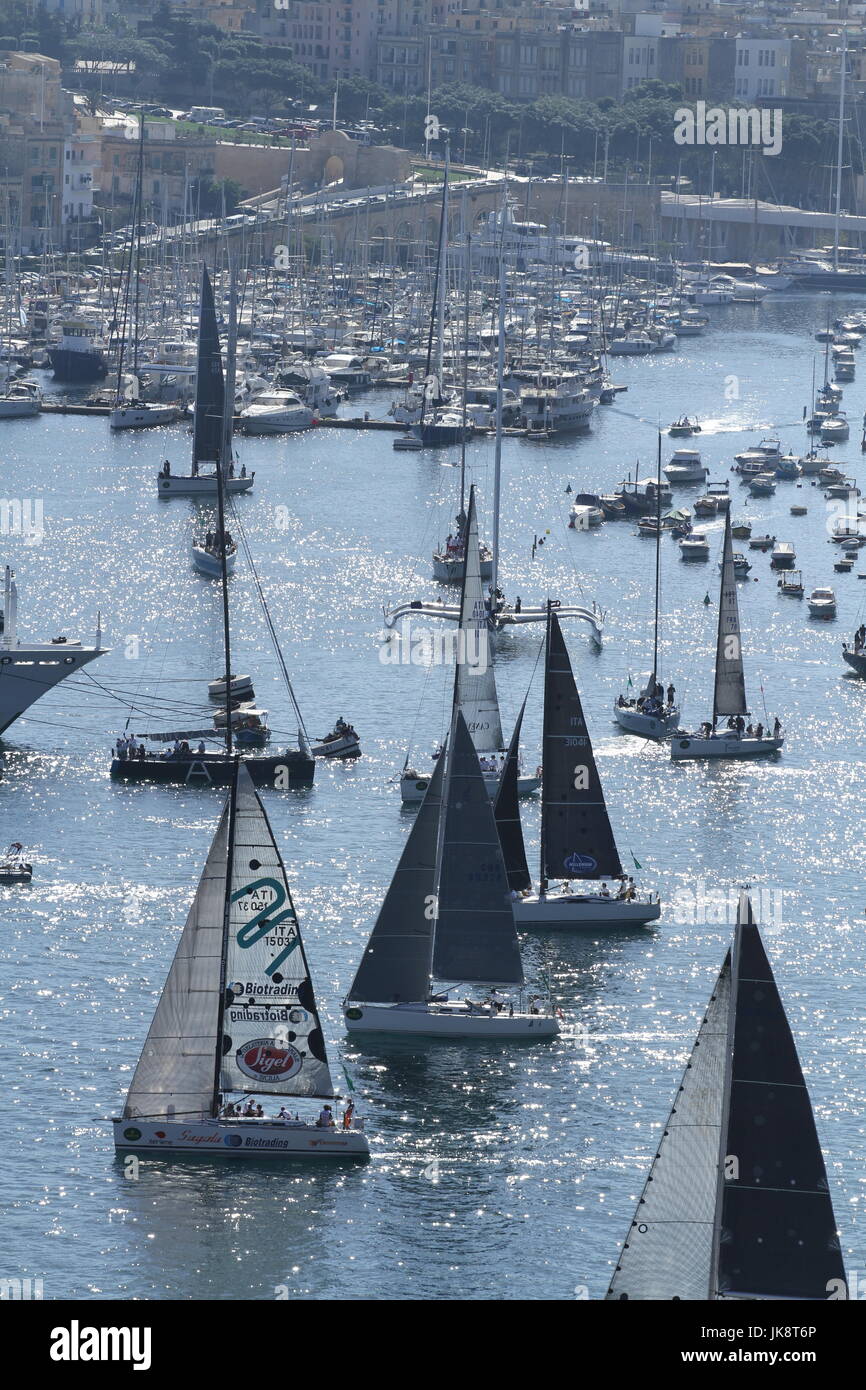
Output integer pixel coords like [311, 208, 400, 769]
[713, 512, 748, 720]
[493, 697, 532, 894]
[716, 895, 847, 1300]
[218, 764, 334, 1099]
[605, 953, 731, 1300]
[455, 486, 502, 755]
[192, 265, 225, 470]
[348, 752, 445, 1003]
[541, 606, 623, 882]
[122, 806, 229, 1121]
[431, 709, 523, 986]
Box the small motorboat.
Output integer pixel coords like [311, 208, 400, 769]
[693, 494, 718, 517]
[706, 481, 731, 510]
[748, 472, 777, 497]
[835, 555, 855, 573]
[311, 719, 361, 758]
[821, 414, 850, 443]
[808, 586, 837, 618]
[778, 570, 805, 597]
[748, 534, 776, 551]
[790, 505, 808, 516]
[191, 532, 238, 577]
[679, 531, 709, 560]
[212, 705, 271, 746]
[722, 551, 752, 577]
[0, 843, 32, 884]
[393, 433, 424, 451]
[208, 673, 254, 702]
[664, 448, 707, 484]
[668, 415, 701, 437]
[731, 519, 752, 539]
[770, 541, 796, 569]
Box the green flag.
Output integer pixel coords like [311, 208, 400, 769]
[631, 852, 643, 871]
[342, 1065, 355, 1094]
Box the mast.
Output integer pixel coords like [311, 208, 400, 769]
[651, 432, 662, 687]
[211, 265, 234, 755]
[210, 762, 238, 1117]
[491, 247, 506, 598]
[458, 229, 471, 518]
[132, 111, 144, 379]
[833, 29, 847, 274]
[712, 510, 748, 726]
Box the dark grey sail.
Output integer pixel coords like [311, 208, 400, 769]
[432, 709, 523, 986]
[712, 511, 748, 721]
[493, 697, 531, 894]
[541, 606, 623, 883]
[715, 894, 847, 1300]
[192, 265, 225, 470]
[347, 751, 445, 1004]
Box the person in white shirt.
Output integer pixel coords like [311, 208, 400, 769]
[316, 1105, 334, 1128]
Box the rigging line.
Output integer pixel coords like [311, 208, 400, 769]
[226, 497, 309, 746]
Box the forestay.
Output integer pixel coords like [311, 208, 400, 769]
[455, 486, 502, 755]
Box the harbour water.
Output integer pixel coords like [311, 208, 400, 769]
[2, 291, 864, 1300]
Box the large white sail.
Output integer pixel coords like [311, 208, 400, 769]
[606, 954, 730, 1300]
[122, 808, 229, 1121]
[713, 512, 748, 719]
[455, 486, 502, 754]
[218, 765, 335, 1099]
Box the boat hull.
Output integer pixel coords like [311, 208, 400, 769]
[0, 398, 40, 418]
[343, 1001, 559, 1038]
[0, 643, 104, 737]
[191, 545, 237, 577]
[432, 553, 493, 583]
[513, 894, 661, 929]
[111, 405, 178, 430]
[48, 347, 107, 381]
[110, 752, 315, 788]
[400, 770, 540, 804]
[671, 733, 783, 760]
[159, 477, 253, 498]
[311, 733, 361, 758]
[113, 1117, 368, 1159]
[843, 648, 866, 674]
[613, 704, 680, 738]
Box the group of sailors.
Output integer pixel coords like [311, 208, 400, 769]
[220, 1098, 356, 1130]
[115, 736, 209, 761]
[536, 875, 638, 901]
[322, 716, 358, 744]
[852, 624, 866, 653]
[203, 530, 235, 554]
[698, 715, 782, 740]
[617, 680, 676, 714]
[160, 459, 249, 482]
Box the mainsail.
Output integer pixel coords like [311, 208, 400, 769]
[713, 511, 748, 720]
[605, 952, 730, 1300]
[218, 764, 334, 1099]
[455, 486, 502, 755]
[122, 807, 229, 1121]
[192, 265, 225, 469]
[348, 751, 445, 1003]
[716, 895, 847, 1300]
[541, 606, 623, 883]
[431, 708, 523, 986]
[493, 697, 532, 894]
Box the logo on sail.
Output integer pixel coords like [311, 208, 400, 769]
[564, 852, 596, 874]
[236, 1037, 302, 1082]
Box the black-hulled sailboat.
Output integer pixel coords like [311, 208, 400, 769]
[671, 510, 784, 760]
[512, 605, 660, 928]
[344, 708, 558, 1038]
[114, 761, 367, 1158]
[606, 892, 846, 1299]
[111, 268, 313, 788]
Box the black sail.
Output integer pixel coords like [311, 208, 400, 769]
[493, 696, 531, 894]
[192, 265, 225, 469]
[716, 894, 848, 1300]
[347, 751, 445, 1004]
[432, 709, 523, 986]
[541, 606, 623, 882]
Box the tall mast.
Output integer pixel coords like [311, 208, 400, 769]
[833, 29, 847, 274]
[210, 762, 239, 1117]
[491, 246, 506, 598]
[651, 432, 662, 687]
[132, 111, 144, 378]
[458, 229, 471, 517]
[538, 600, 551, 882]
[214, 266, 235, 755]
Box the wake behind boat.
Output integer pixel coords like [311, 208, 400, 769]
[113, 761, 368, 1160]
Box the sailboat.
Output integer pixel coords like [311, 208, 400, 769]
[155, 270, 253, 499]
[606, 892, 847, 1300]
[110, 117, 178, 431]
[111, 268, 313, 789]
[614, 434, 680, 738]
[671, 511, 784, 760]
[344, 709, 558, 1038]
[113, 761, 367, 1159]
[400, 487, 540, 803]
[511, 605, 660, 929]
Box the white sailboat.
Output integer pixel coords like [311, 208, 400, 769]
[345, 709, 559, 1039]
[671, 512, 784, 760]
[400, 488, 540, 803]
[606, 892, 847, 1300]
[510, 605, 661, 929]
[113, 761, 368, 1159]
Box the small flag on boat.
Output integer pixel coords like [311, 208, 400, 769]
[341, 1065, 355, 1094]
[627, 673, 633, 689]
[631, 852, 643, 871]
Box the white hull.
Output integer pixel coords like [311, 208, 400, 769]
[113, 1117, 368, 1159]
[613, 704, 680, 738]
[239, 410, 313, 434]
[0, 397, 40, 418]
[664, 465, 707, 484]
[344, 1001, 559, 1038]
[0, 641, 104, 736]
[312, 733, 360, 758]
[191, 544, 237, 577]
[514, 893, 661, 929]
[158, 475, 253, 498]
[110, 404, 178, 430]
[432, 551, 493, 583]
[671, 732, 783, 760]
[208, 674, 254, 700]
[400, 769, 540, 804]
